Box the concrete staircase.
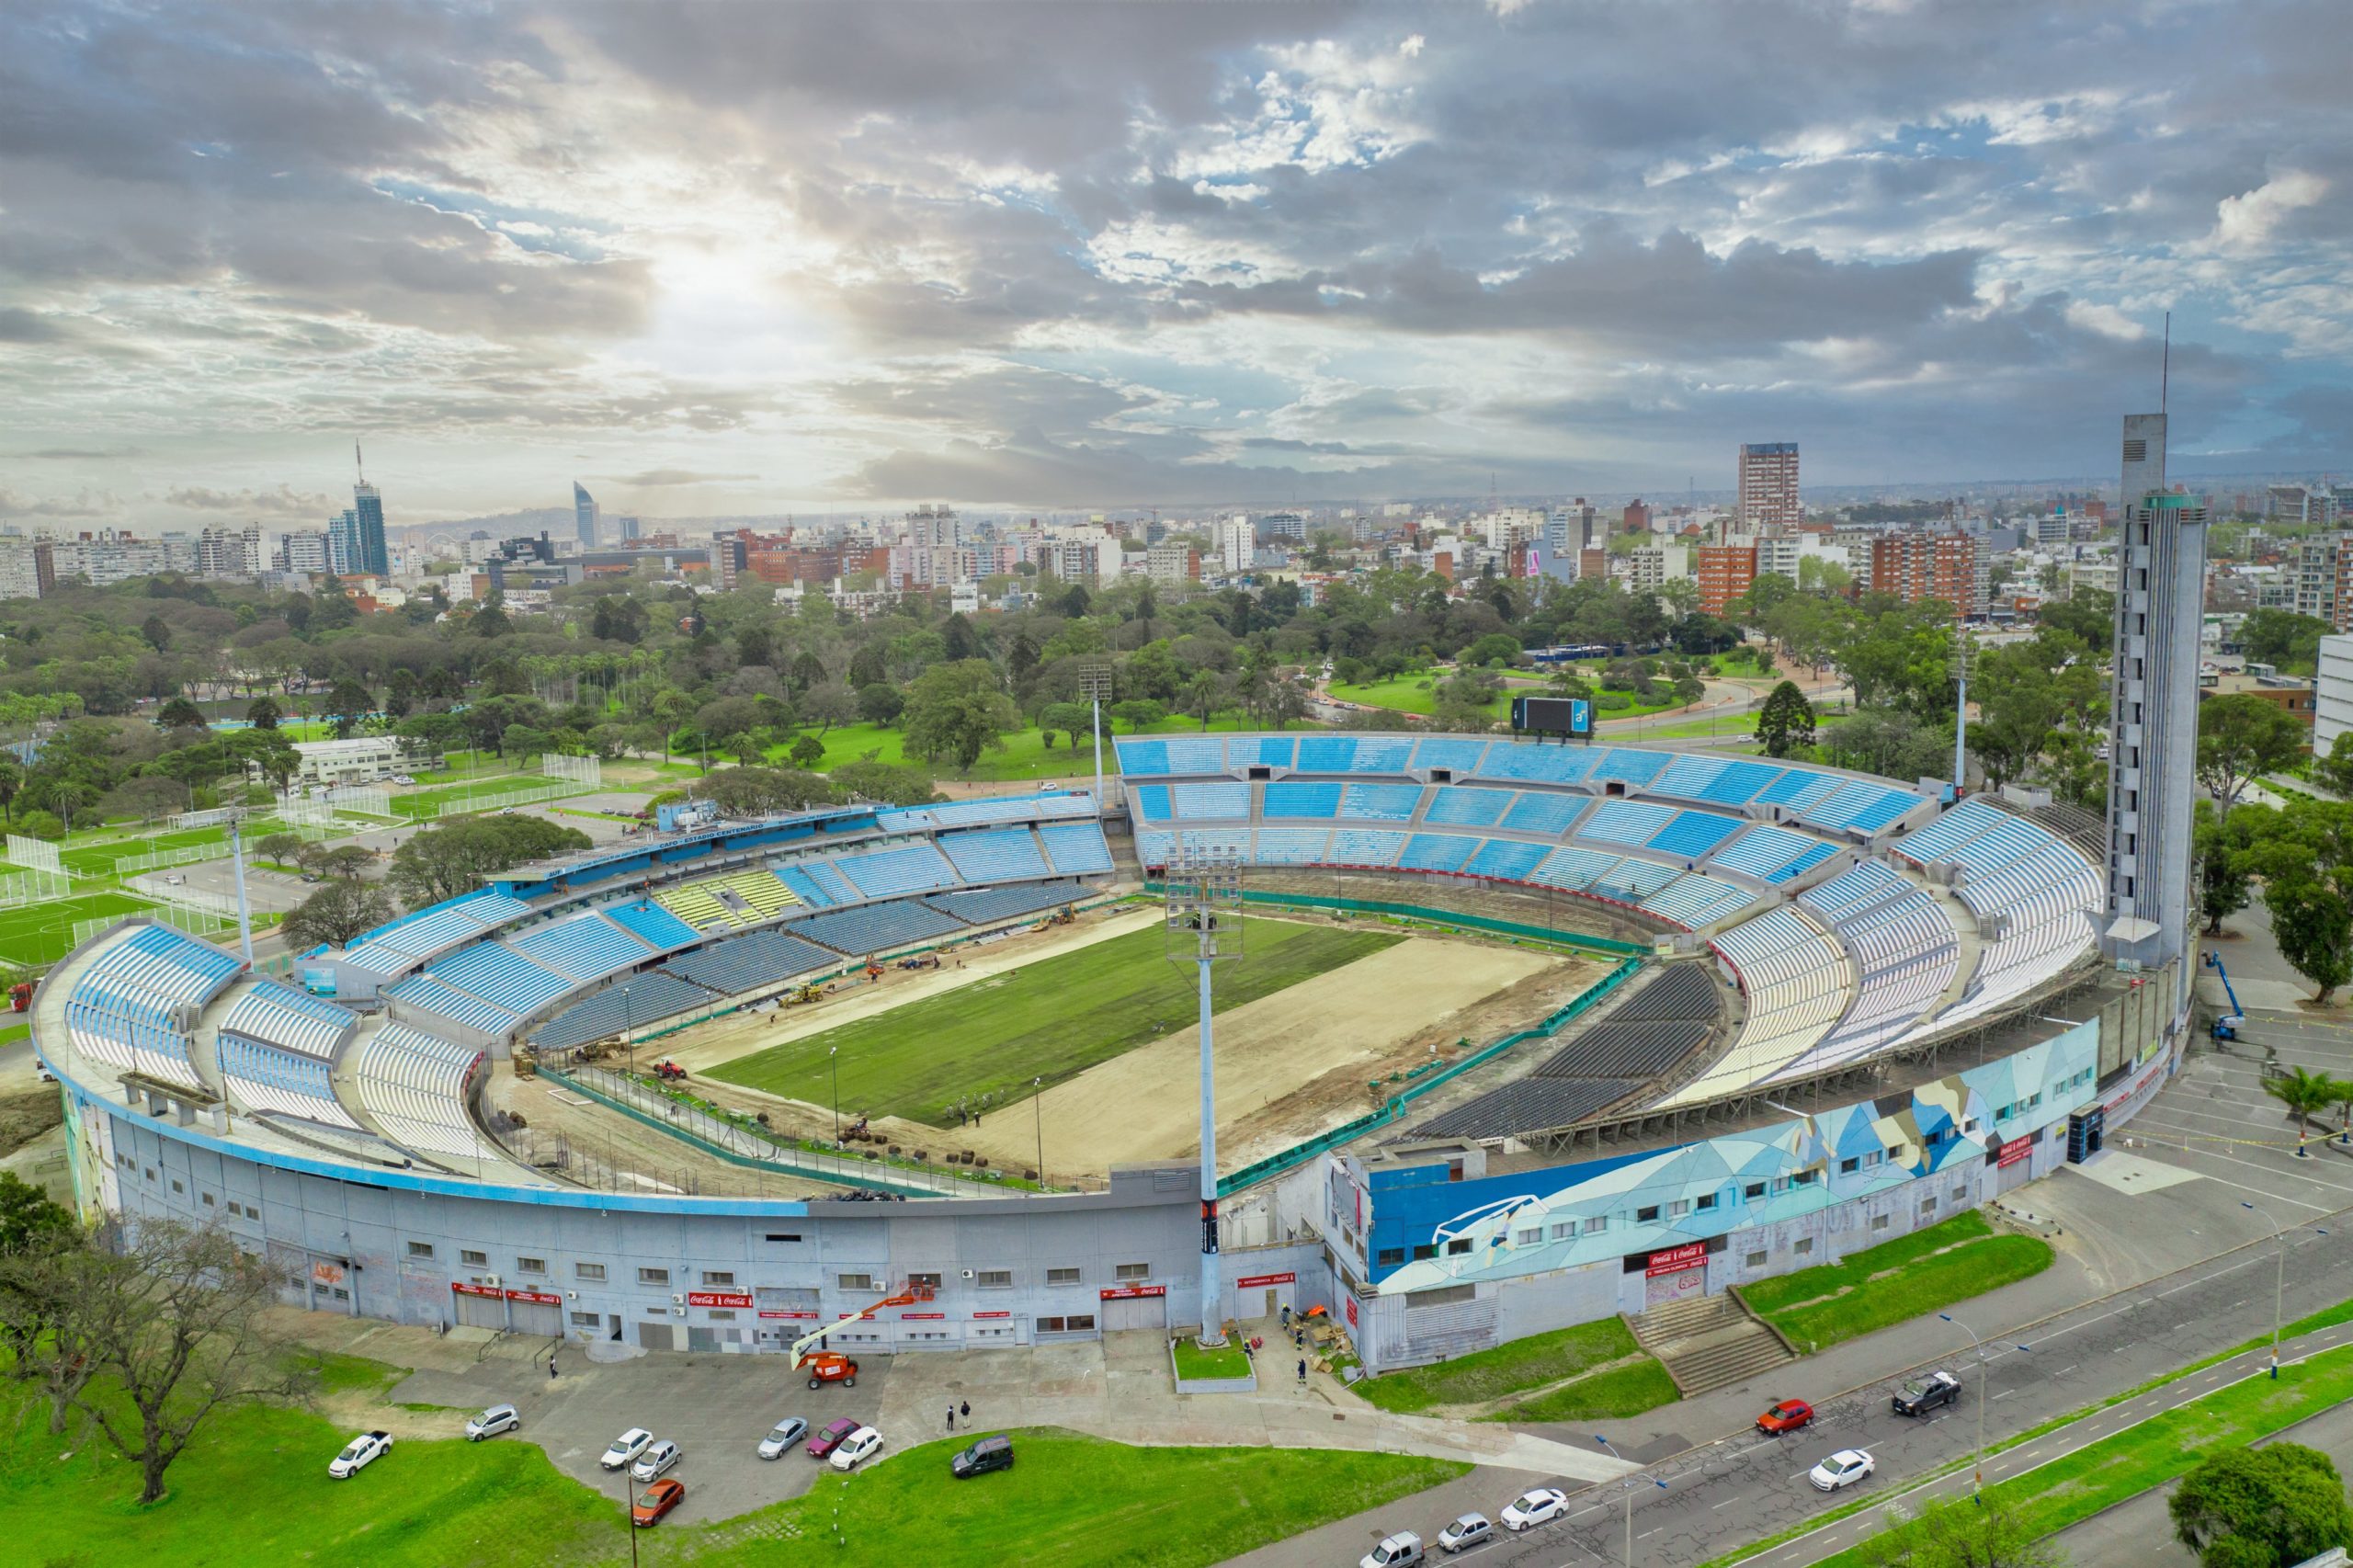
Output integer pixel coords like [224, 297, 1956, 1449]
[1629, 1293, 1795, 1397]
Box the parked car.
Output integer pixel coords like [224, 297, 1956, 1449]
[1437, 1513, 1493, 1552]
[1893, 1371, 1961, 1418]
[1501, 1488, 1568, 1531]
[631, 1478, 685, 1528]
[600, 1428, 654, 1471]
[1360, 1531, 1425, 1568]
[1810, 1449, 1876, 1492]
[807, 1418, 860, 1460]
[828, 1426, 883, 1471]
[464, 1404, 520, 1441]
[392, 774, 417, 785]
[950, 1434, 1014, 1478]
[1756, 1398, 1815, 1435]
[757, 1417, 809, 1460]
[328, 1430, 393, 1478]
[631, 1438, 683, 1482]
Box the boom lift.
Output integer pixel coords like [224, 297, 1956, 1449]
[2203, 951, 2246, 1041]
[789, 1281, 934, 1389]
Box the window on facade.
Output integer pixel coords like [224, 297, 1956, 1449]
[568, 1311, 598, 1327]
[1794, 1170, 1818, 1185]
[764, 1233, 802, 1244]
[1870, 1214, 1892, 1232]
[1114, 1263, 1150, 1281]
[461, 1250, 487, 1267]
[1550, 1222, 1574, 1241]
[837, 1272, 875, 1292]
[1745, 1250, 1768, 1268]
[1446, 1237, 1472, 1256]
[170, 1178, 183, 1194]
[406, 1241, 435, 1259]
[976, 1270, 1012, 1289]
[1412, 1244, 1438, 1261]
[702, 1270, 735, 1287]
[638, 1267, 670, 1286]
[1037, 1314, 1097, 1333]
[1046, 1267, 1081, 1286]
[907, 1271, 942, 1289]
[200, 1191, 215, 1207]
[1920, 1198, 1937, 1216]
[1583, 1216, 1607, 1234]
[517, 1256, 546, 1275]
[1667, 1199, 1690, 1218]
[1637, 1204, 1661, 1222]
[708, 1310, 737, 1322]
[1839, 1157, 1860, 1174]
[1515, 1228, 1543, 1246]
[1745, 1182, 1767, 1200]
[1696, 1193, 1717, 1211]
[1794, 1237, 1814, 1256]
[1377, 1248, 1405, 1267]
[575, 1262, 607, 1281]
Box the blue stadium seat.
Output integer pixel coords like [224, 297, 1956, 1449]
[791, 899, 965, 955]
[1465, 839, 1548, 881]
[1338, 783, 1423, 821]
[1327, 829, 1406, 867]
[1579, 799, 1678, 847]
[938, 828, 1050, 882]
[1038, 823, 1114, 874]
[1169, 782, 1250, 820]
[1500, 791, 1589, 837]
[508, 914, 655, 982]
[1397, 835, 1477, 872]
[834, 843, 960, 898]
[1262, 781, 1344, 818]
[1425, 787, 1512, 827]
[431, 944, 574, 1014]
[603, 902, 700, 949]
[1646, 810, 1744, 859]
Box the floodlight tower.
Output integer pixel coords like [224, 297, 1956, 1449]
[1077, 662, 1115, 810]
[1165, 858, 1244, 1346]
[1949, 623, 1972, 795]
[226, 812, 255, 967]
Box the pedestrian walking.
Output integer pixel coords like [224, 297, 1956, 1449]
[1296, 1358, 1307, 1387]
[548, 1358, 558, 1381]
[959, 1399, 970, 1423]
[947, 1404, 956, 1432]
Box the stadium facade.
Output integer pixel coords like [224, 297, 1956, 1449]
[37, 743, 2189, 1369]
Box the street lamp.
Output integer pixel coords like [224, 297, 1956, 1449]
[1939, 1312, 2030, 1499]
[2236, 1201, 2325, 1380]
[1032, 1074, 1044, 1187]
[829, 1045, 839, 1142]
[1593, 1436, 1666, 1568]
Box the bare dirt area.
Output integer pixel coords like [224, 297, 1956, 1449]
[478, 1064, 855, 1199]
[646, 898, 1155, 1077]
[0, 1087, 64, 1160]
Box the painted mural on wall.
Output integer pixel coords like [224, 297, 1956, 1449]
[1362, 1017, 2101, 1295]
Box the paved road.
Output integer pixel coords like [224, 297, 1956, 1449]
[1224, 1031, 2353, 1568]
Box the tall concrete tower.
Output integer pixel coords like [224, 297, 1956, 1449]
[2100, 412, 2207, 1014]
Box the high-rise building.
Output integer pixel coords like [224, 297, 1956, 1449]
[277, 529, 332, 577]
[1738, 442, 1801, 530]
[1695, 543, 1757, 614]
[0, 538, 50, 602]
[2102, 411, 2207, 1015]
[617, 514, 640, 543]
[574, 483, 599, 547]
[1868, 532, 1980, 618]
[331, 479, 389, 578]
[1217, 515, 1254, 575]
[1622, 499, 1651, 535]
[194, 525, 264, 579]
[1145, 543, 1200, 583]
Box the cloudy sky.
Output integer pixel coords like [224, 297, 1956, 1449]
[2, 0, 2347, 528]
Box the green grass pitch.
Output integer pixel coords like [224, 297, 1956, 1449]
[0, 891, 155, 966]
[708, 915, 1402, 1125]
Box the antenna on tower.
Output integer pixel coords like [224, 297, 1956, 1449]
[2160, 311, 2171, 415]
[355, 441, 366, 487]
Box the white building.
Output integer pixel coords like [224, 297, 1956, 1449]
[277, 528, 332, 576]
[261, 736, 437, 789]
[0, 539, 45, 602]
[196, 525, 265, 580]
[2317, 634, 2353, 757]
[1218, 516, 1254, 575]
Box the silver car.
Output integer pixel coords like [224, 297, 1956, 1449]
[631, 1438, 683, 1482]
[464, 1403, 519, 1441]
[756, 1418, 808, 1460]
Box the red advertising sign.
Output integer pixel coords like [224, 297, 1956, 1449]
[1098, 1284, 1167, 1301]
[506, 1289, 563, 1306]
[1345, 1295, 1358, 1326]
[1997, 1138, 2032, 1169]
[686, 1291, 754, 1309]
[972, 1311, 1012, 1320]
[1645, 1243, 1708, 1278]
[450, 1280, 501, 1298]
[1235, 1272, 1296, 1289]
[757, 1310, 820, 1320]
[901, 1312, 945, 1320]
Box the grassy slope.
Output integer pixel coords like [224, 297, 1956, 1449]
[1813, 1343, 2353, 1568]
[1350, 1318, 1648, 1415]
[1739, 1210, 2055, 1350]
[0, 1378, 1460, 1568]
[1487, 1360, 1682, 1424]
[1171, 1340, 1254, 1380]
[777, 713, 1297, 785]
[710, 916, 1401, 1124]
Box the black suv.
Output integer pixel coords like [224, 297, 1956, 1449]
[950, 1435, 1014, 1478]
[1892, 1370, 1961, 1417]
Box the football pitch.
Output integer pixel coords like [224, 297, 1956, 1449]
[708, 915, 1403, 1125]
[0, 892, 155, 966]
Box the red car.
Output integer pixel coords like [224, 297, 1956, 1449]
[631, 1478, 685, 1528]
[807, 1417, 860, 1459]
[1756, 1398, 1814, 1435]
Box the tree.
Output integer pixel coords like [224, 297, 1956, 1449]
[386, 816, 590, 907]
[155, 697, 205, 731]
[1040, 701, 1091, 751]
[787, 733, 825, 769]
[1859, 1491, 2063, 1568]
[1463, 631, 1520, 668]
[244, 696, 281, 730]
[1754, 680, 1817, 758]
[256, 832, 301, 868]
[140, 613, 171, 653]
[280, 880, 395, 949]
[2195, 800, 2257, 936]
[2264, 1065, 2340, 1156]
[2313, 732, 2353, 801]
[900, 660, 1019, 773]
[0, 1170, 75, 1384]
[2239, 608, 2334, 675]
[318, 845, 375, 881]
[324, 679, 373, 740]
[857, 683, 905, 726]
[2171, 1443, 2353, 1568]
[800, 680, 858, 736]
[1109, 699, 1166, 733]
[2265, 874, 2353, 1005]
[2198, 693, 2309, 821]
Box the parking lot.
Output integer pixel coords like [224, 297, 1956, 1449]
[387, 1348, 894, 1526]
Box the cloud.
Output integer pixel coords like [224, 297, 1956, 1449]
[0, 486, 119, 518]
[2212, 170, 2330, 252]
[17, 445, 143, 460]
[162, 483, 334, 515]
[613, 469, 762, 486]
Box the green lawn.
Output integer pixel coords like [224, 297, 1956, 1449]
[392, 775, 586, 819]
[1172, 1339, 1255, 1381]
[1485, 1359, 1683, 1424]
[0, 1373, 1461, 1568]
[60, 824, 229, 876]
[1327, 673, 1487, 718]
[1814, 1342, 2353, 1568]
[0, 891, 154, 964]
[1351, 1317, 1650, 1415]
[1739, 1210, 2055, 1350]
[710, 916, 1400, 1125]
[774, 714, 1308, 785]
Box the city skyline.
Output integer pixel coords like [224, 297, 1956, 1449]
[2, 0, 2348, 530]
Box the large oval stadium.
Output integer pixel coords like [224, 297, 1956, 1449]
[35, 736, 2181, 1373]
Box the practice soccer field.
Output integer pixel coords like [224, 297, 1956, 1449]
[709, 915, 1402, 1125]
[0, 892, 155, 966]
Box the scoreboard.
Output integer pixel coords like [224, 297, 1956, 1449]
[1511, 695, 1593, 738]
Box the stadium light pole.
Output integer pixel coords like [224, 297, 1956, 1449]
[1949, 623, 1972, 795]
[227, 814, 256, 968]
[830, 1046, 840, 1142]
[1166, 858, 1243, 1347]
[2242, 1199, 2290, 1379]
[1078, 663, 1114, 812]
[1594, 1437, 1665, 1568]
[1031, 1074, 1044, 1187]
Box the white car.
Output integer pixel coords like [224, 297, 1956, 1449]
[392, 774, 416, 785]
[1500, 1487, 1568, 1530]
[756, 1418, 808, 1460]
[1810, 1449, 1876, 1492]
[328, 1430, 393, 1478]
[631, 1438, 682, 1482]
[828, 1426, 883, 1471]
[600, 1427, 654, 1471]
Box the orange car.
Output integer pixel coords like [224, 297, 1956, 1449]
[1756, 1398, 1814, 1435]
[632, 1478, 685, 1528]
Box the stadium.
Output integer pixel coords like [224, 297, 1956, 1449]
[32, 733, 2186, 1375]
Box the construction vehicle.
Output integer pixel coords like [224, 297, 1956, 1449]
[863, 963, 884, 983]
[2204, 952, 2246, 1041]
[786, 983, 824, 1006]
[8, 982, 32, 1013]
[651, 1061, 688, 1082]
[514, 1044, 539, 1081]
[790, 1281, 935, 1389]
[1047, 905, 1075, 926]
